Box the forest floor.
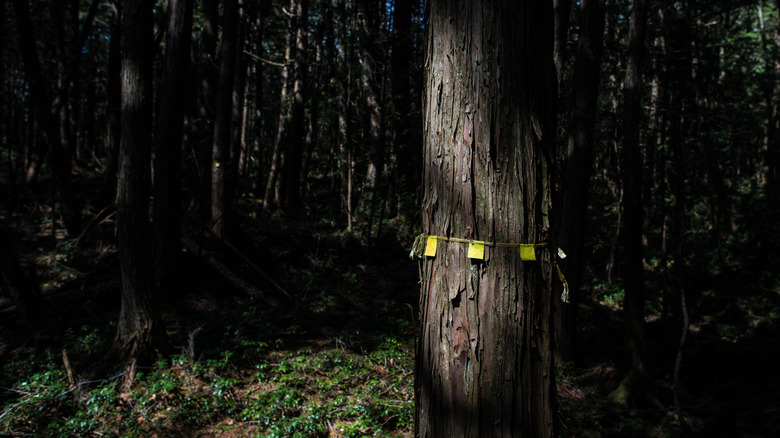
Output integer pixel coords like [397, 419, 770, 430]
[1, 198, 779, 437]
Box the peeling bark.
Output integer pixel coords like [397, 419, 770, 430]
[416, 1, 558, 436]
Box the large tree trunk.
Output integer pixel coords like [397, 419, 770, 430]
[415, 1, 558, 436]
[153, 0, 193, 300]
[116, 0, 169, 388]
[554, 0, 605, 363]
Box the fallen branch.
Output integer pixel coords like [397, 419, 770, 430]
[182, 237, 283, 308]
[75, 205, 116, 246]
[185, 213, 294, 301]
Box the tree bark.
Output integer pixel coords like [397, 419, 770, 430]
[153, 0, 193, 300]
[554, 0, 605, 363]
[116, 0, 169, 387]
[554, 0, 572, 94]
[263, 0, 296, 211]
[280, 0, 309, 214]
[356, 0, 385, 239]
[211, 0, 239, 236]
[300, 0, 323, 199]
[334, 0, 355, 230]
[232, 3, 250, 182]
[97, 0, 122, 209]
[195, 0, 219, 217]
[416, 1, 558, 436]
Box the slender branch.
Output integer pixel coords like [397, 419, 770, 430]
[185, 213, 294, 300]
[242, 50, 288, 67]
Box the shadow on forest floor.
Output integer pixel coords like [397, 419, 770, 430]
[1, 204, 779, 437]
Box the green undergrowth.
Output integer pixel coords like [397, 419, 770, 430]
[0, 212, 418, 437]
[1, 336, 414, 437]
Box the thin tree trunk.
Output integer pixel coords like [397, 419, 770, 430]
[196, 0, 219, 217]
[12, 0, 82, 236]
[416, 1, 558, 435]
[389, 0, 417, 219]
[668, 8, 691, 321]
[211, 0, 239, 237]
[335, 0, 354, 230]
[554, 0, 572, 94]
[281, 0, 309, 214]
[357, 0, 384, 239]
[116, 0, 169, 388]
[611, 0, 656, 408]
[555, 0, 605, 363]
[232, 1, 250, 184]
[153, 0, 193, 300]
[263, 0, 296, 211]
[301, 1, 324, 196]
[0, 0, 5, 190]
[252, 6, 266, 194]
[97, 0, 122, 209]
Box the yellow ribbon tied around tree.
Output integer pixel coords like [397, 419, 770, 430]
[409, 233, 570, 303]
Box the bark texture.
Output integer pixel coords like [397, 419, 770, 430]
[116, 0, 168, 385]
[416, 1, 558, 436]
[153, 0, 193, 300]
[211, 0, 239, 236]
[281, 0, 308, 214]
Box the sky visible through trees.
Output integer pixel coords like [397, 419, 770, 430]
[0, 0, 779, 436]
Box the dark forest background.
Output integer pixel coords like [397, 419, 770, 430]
[1, 0, 778, 436]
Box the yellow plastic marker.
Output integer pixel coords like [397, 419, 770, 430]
[467, 241, 485, 260]
[424, 235, 438, 257]
[520, 244, 536, 261]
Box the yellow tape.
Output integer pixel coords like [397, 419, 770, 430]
[410, 233, 570, 303]
[467, 241, 485, 260]
[519, 244, 536, 261]
[424, 236, 438, 257]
